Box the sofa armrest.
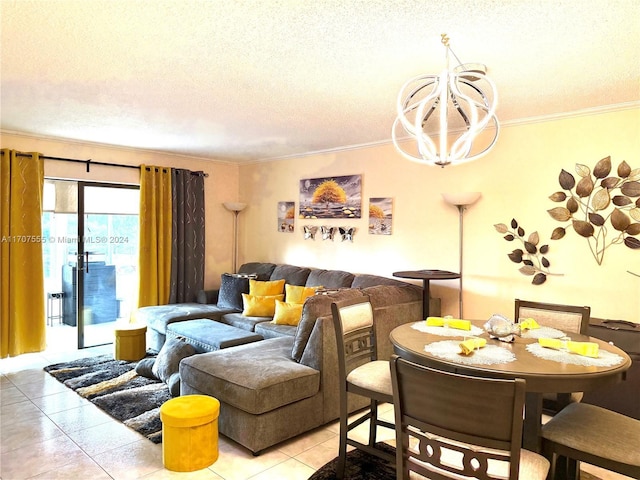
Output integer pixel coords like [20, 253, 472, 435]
[196, 289, 219, 304]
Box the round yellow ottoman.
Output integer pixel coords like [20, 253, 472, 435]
[160, 394, 220, 472]
[113, 323, 147, 361]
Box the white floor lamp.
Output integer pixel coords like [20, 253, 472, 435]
[442, 192, 481, 318]
[223, 202, 247, 273]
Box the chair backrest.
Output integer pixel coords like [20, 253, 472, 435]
[515, 299, 590, 334]
[331, 296, 377, 379]
[390, 355, 527, 480]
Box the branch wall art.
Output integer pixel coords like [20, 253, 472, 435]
[548, 156, 640, 265]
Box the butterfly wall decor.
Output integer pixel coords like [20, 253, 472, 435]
[303, 225, 318, 240]
[320, 226, 335, 241]
[339, 227, 355, 242]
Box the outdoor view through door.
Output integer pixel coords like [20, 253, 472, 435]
[42, 180, 140, 349]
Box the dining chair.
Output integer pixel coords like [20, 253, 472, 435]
[515, 299, 591, 413]
[541, 402, 640, 479]
[331, 296, 395, 479]
[390, 354, 550, 480]
[514, 299, 590, 335]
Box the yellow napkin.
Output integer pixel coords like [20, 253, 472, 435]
[459, 337, 487, 355]
[426, 317, 471, 331]
[519, 317, 540, 330]
[538, 338, 599, 358]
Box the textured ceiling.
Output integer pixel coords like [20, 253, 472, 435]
[1, 0, 639, 163]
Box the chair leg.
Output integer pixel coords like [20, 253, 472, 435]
[567, 458, 579, 480]
[546, 452, 557, 480]
[336, 399, 348, 479]
[551, 455, 578, 480]
[368, 400, 378, 447]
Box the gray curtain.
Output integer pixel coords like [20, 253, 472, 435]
[169, 169, 205, 303]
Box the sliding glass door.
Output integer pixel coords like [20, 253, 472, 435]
[42, 181, 139, 349]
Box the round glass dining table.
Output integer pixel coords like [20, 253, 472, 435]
[389, 320, 632, 452]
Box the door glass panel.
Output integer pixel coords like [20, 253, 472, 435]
[82, 185, 140, 347]
[42, 180, 139, 350]
[42, 180, 79, 351]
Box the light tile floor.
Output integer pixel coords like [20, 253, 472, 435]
[0, 329, 633, 479]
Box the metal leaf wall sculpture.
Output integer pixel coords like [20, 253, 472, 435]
[548, 156, 640, 265]
[494, 219, 562, 285]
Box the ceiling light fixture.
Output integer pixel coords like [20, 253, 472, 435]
[392, 34, 499, 167]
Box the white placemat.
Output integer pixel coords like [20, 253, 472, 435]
[424, 340, 517, 366]
[411, 321, 485, 337]
[520, 326, 565, 339]
[525, 343, 625, 367]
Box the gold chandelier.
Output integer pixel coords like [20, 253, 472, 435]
[392, 34, 499, 167]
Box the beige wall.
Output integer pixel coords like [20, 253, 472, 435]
[239, 108, 640, 323]
[0, 132, 240, 290]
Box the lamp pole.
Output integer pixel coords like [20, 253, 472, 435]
[456, 204, 466, 318]
[441, 193, 481, 318]
[223, 202, 247, 273]
[231, 209, 240, 273]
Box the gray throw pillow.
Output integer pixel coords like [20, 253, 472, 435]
[166, 372, 182, 397]
[135, 357, 157, 379]
[151, 336, 196, 383]
[217, 273, 250, 310]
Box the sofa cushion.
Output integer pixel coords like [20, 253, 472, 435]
[218, 273, 250, 310]
[249, 278, 285, 296]
[270, 264, 312, 286]
[305, 269, 355, 289]
[255, 321, 297, 339]
[291, 288, 365, 362]
[220, 312, 272, 331]
[238, 262, 277, 280]
[179, 337, 320, 415]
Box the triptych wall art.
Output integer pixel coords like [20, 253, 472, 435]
[276, 174, 394, 241]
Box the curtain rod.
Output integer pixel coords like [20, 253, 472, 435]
[1, 151, 208, 177]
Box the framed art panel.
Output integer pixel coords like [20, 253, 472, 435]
[299, 174, 361, 219]
[278, 201, 295, 232]
[368, 197, 393, 235]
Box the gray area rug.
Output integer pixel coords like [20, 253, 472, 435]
[44, 354, 169, 443]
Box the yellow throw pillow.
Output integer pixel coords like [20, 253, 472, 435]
[272, 300, 304, 326]
[241, 294, 284, 317]
[285, 284, 321, 304]
[249, 278, 285, 296]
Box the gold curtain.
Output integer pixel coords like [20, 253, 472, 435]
[137, 165, 172, 307]
[0, 149, 45, 358]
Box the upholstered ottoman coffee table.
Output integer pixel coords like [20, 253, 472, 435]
[166, 319, 263, 353]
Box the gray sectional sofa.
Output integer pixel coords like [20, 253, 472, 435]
[134, 262, 422, 454]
